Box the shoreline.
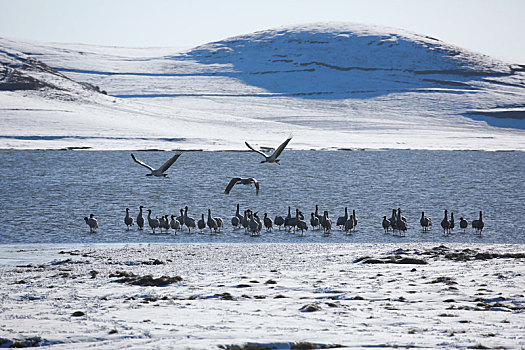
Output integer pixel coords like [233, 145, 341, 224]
[2, 241, 524, 267]
[1, 147, 524, 152]
[3, 241, 525, 246]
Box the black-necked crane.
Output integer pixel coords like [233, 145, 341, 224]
[160, 215, 170, 233]
[472, 211, 484, 234]
[264, 213, 273, 231]
[245, 136, 292, 164]
[344, 215, 354, 234]
[84, 214, 98, 233]
[170, 215, 181, 233]
[214, 216, 224, 233]
[232, 204, 242, 229]
[147, 209, 159, 234]
[176, 209, 185, 227]
[124, 208, 134, 230]
[284, 207, 294, 232]
[296, 215, 308, 236]
[396, 208, 407, 235]
[198, 214, 206, 233]
[441, 209, 451, 234]
[382, 216, 390, 233]
[274, 215, 284, 230]
[459, 217, 468, 232]
[207, 209, 218, 233]
[310, 213, 320, 231]
[136, 206, 145, 230]
[184, 206, 196, 233]
[162, 214, 171, 233]
[420, 211, 432, 232]
[314, 205, 323, 225]
[321, 211, 332, 235]
[249, 213, 260, 236]
[390, 209, 398, 232]
[336, 207, 348, 230]
[224, 177, 259, 195]
[131, 152, 182, 177]
[242, 210, 251, 233]
[352, 209, 358, 230]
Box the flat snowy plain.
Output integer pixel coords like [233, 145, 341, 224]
[0, 243, 524, 349]
[1, 23, 524, 349]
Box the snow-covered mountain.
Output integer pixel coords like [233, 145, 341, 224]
[1, 23, 524, 150]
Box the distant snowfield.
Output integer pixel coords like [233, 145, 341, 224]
[1, 23, 525, 150]
[0, 243, 523, 349]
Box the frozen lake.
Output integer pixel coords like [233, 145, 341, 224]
[0, 149, 523, 244]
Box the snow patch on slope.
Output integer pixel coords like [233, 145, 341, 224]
[0, 23, 524, 150]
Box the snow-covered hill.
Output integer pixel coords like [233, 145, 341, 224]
[180, 23, 517, 97]
[1, 23, 524, 150]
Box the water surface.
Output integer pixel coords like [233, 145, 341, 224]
[0, 150, 523, 244]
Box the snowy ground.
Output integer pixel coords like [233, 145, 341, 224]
[1, 23, 525, 151]
[1, 24, 524, 349]
[0, 243, 524, 349]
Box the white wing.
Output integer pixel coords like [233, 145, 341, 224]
[245, 141, 268, 158]
[131, 153, 155, 171]
[271, 136, 292, 159]
[224, 177, 241, 194]
[158, 153, 182, 173]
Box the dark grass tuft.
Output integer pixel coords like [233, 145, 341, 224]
[220, 343, 344, 350]
[110, 271, 182, 286]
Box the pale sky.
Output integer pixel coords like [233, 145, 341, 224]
[1, 0, 524, 63]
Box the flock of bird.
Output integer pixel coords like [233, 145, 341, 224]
[83, 135, 486, 236]
[84, 205, 485, 237]
[381, 208, 485, 235]
[129, 136, 292, 195]
[89, 204, 357, 236]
